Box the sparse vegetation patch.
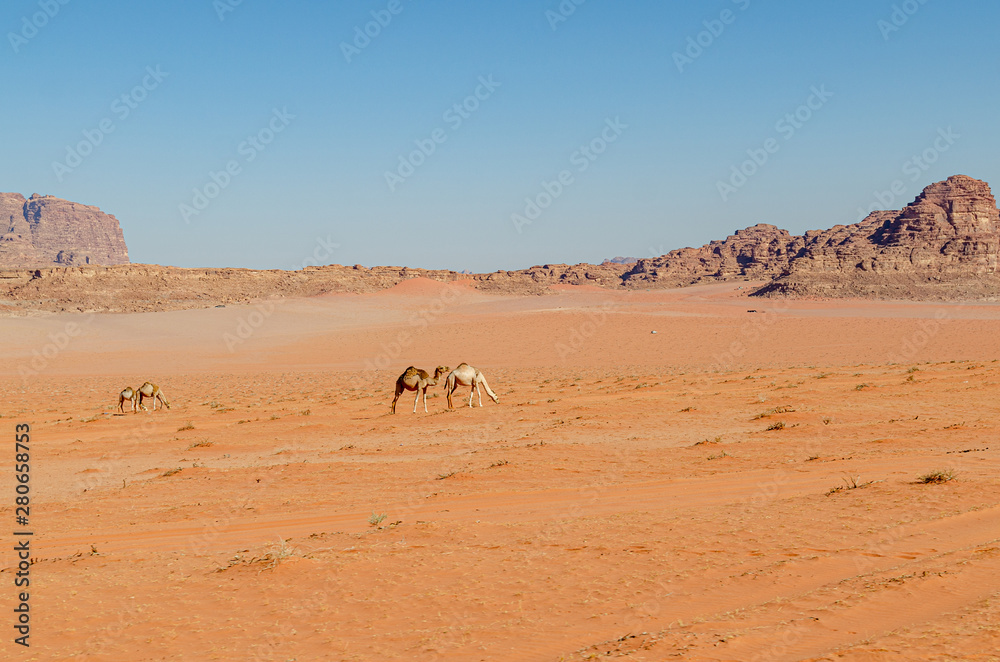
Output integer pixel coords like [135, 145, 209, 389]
[918, 469, 956, 484]
[826, 475, 874, 496]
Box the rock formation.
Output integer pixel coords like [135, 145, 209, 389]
[0, 193, 129, 268]
[2, 175, 998, 314]
[621, 224, 805, 288]
[756, 175, 1000, 299]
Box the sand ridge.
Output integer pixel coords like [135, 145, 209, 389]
[1, 283, 999, 660]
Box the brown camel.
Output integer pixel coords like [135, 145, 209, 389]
[391, 366, 449, 414]
[118, 386, 138, 413]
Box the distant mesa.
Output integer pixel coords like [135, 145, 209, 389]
[0, 193, 128, 268]
[2, 175, 998, 313]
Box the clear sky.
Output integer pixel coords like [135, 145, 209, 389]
[1, 0, 997, 271]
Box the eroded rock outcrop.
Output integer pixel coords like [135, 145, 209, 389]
[757, 175, 1000, 299]
[0, 193, 129, 268]
[621, 224, 804, 288]
[3, 175, 998, 313]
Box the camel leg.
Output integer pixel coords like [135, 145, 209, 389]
[447, 384, 456, 409]
[423, 386, 429, 413]
[468, 386, 475, 408]
[391, 383, 403, 414]
[412, 388, 420, 414]
[478, 382, 484, 407]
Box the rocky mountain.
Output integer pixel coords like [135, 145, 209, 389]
[0, 193, 128, 268]
[2, 175, 998, 314]
[756, 175, 1000, 298]
[620, 224, 806, 288]
[611, 174, 1000, 299]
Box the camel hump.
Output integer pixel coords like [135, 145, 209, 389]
[402, 366, 425, 379]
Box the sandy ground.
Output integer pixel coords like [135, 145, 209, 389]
[2, 280, 1000, 661]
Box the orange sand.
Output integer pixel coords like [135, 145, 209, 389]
[1, 282, 999, 660]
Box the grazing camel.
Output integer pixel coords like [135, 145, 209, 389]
[391, 366, 450, 414]
[137, 382, 171, 411]
[118, 386, 138, 413]
[446, 363, 499, 409]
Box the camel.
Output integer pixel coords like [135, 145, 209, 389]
[118, 387, 138, 413]
[391, 366, 450, 414]
[137, 382, 170, 411]
[445, 363, 499, 409]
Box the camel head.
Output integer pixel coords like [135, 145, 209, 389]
[434, 366, 450, 379]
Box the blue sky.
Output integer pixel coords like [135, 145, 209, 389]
[1, 0, 997, 271]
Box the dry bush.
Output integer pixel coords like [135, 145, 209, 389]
[918, 469, 956, 484]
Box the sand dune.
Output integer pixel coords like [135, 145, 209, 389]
[1, 282, 999, 660]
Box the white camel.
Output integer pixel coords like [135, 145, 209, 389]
[445, 363, 499, 409]
[137, 382, 171, 411]
[391, 366, 449, 414]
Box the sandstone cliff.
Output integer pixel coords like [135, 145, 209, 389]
[2, 175, 998, 314]
[755, 175, 1000, 299]
[620, 224, 805, 288]
[0, 193, 128, 268]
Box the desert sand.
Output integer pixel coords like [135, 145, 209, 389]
[2, 280, 999, 660]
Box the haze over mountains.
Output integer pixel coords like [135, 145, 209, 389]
[2, 175, 998, 313]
